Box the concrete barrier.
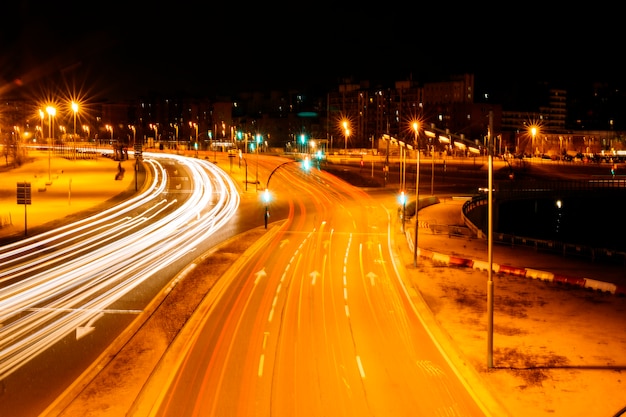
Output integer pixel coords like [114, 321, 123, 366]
[472, 260, 500, 273]
[431, 252, 450, 265]
[553, 275, 586, 288]
[584, 279, 618, 294]
[497, 264, 527, 277]
[448, 256, 473, 268]
[525, 268, 555, 282]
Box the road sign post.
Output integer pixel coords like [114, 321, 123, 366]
[17, 182, 32, 236]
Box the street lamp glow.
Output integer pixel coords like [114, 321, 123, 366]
[71, 101, 78, 160]
[71, 102, 78, 135]
[412, 120, 420, 267]
[530, 126, 538, 156]
[342, 120, 350, 152]
[46, 106, 56, 181]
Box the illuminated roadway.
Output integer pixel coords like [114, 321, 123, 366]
[0, 152, 240, 417]
[131, 160, 490, 416]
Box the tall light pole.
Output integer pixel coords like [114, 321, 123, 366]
[172, 123, 179, 154]
[343, 120, 350, 152]
[129, 125, 136, 146]
[487, 110, 495, 368]
[46, 106, 56, 181]
[531, 126, 537, 157]
[190, 122, 198, 158]
[39, 109, 44, 146]
[424, 129, 437, 195]
[412, 121, 420, 267]
[150, 123, 158, 148]
[71, 101, 78, 160]
[106, 124, 113, 141]
[255, 133, 261, 191]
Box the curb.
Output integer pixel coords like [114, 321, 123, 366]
[405, 229, 626, 296]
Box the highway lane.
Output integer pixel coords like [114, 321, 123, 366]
[132, 163, 489, 416]
[0, 153, 240, 417]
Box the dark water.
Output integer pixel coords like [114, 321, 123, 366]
[497, 196, 626, 251]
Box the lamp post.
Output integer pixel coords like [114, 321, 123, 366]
[150, 123, 158, 149]
[71, 101, 78, 160]
[342, 120, 350, 153]
[424, 129, 436, 195]
[531, 126, 537, 157]
[255, 133, 261, 191]
[263, 188, 270, 229]
[39, 108, 44, 154]
[192, 122, 198, 158]
[129, 125, 136, 147]
[46, 106, 56, 181]
[412, 122, 420, 267]
[172, 124, 179, 154]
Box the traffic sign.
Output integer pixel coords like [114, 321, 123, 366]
[17, 182, 32, 205]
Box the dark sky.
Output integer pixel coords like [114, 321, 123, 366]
[1, 3, 623, 101]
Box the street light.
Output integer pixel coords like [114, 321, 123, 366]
[342, 120, 350, 152]
[129, 125, 136, 145]
[263, 188, 270, 229]
[412, 121, 421, 267]
[46, 106, 56, 181]
[150, 123, 158, 148]
[530, 126, 537, 156]
[172, 123, 179, 154]
[424, 129, 437, 195]
[71, 101, 78, 160]
[255, 133, 261, 191]
[190, 122, 198, 158]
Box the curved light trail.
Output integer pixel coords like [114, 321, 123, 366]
[0, 152, 240, 381]
[133, 162, 493, 417]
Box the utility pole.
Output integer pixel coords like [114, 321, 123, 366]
[487, 110, 495, 368]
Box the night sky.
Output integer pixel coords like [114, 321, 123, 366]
[1, 3, 623, 101]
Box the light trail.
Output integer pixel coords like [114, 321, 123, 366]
[0, 153, 240, 380]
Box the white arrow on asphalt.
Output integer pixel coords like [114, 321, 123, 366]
[366, 271, 377, 286]
[254, 267, 267, 285]
[310, 270, 320, 285]
[76, 312, 105, 340]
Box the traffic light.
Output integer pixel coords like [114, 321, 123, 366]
[303, 156, 311, 171]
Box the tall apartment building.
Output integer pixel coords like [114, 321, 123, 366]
[327, 73, 499, 153]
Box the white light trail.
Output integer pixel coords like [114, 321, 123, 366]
[0, 153, 240, 380]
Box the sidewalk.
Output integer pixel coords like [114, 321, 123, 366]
[0, 151, 136, 241]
